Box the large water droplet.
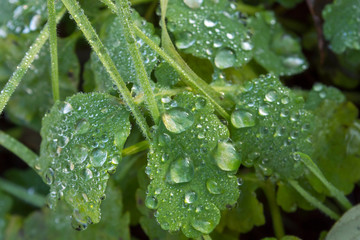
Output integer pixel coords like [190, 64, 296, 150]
[90, 148, 107, 167]
[62, 102, 73, 114]
[265, 90, 277, 102]
[231, 110, 256, 128]
[166, 157, 194, 184]
[184, 191, 197, 204]
[214, 48, 236, 69]
[206, 179, 221, 194]
[72, 145, 88, 163]
[213, 142, 241, 171]
[71, 209, 88, 231]
[162, 107, 194, 134]
[259, 104, 270, 116]
[175, 32, 195, 49]
[191, 219, 215, 234]
[145, 195, 158, 209]
[183, 0, 203, 8]
[75, 118, 90, 134]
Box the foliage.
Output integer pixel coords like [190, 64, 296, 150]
[0, 0, 360, 239]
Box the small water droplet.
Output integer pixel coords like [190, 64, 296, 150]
[90, 148, 107, 167]
[204, 19, 216, 27]
[161, 153, 169, 163]
[175, 32, 195, 49]
[265, 90, 277, 102]
[71, 209, 88, 231]
[84, 168, 93, 179]
[293, 153, 301, 161]
[283, 57, 304, 68]
[62, 102, 73, 114]
[214, 48, 236, 69]
[237, 178, 243, 186]
[166, 157, 194, 184]
[75, 119, 90, 134]
[195, 97, 207, 109]
[45, 168, 54, 185]
[158, 133, 171, 146]
[184, 191, 197, 204]
[145, 195, 158, 209]
[231, 110, 256, 128]
[213, 142, 241, 171]
[241, 41, 253, 51]
[281, 97, 290, 104]
[183, 0, 203, 8]
[162, 107, 194, 134]
[72, 145, 88, 163]
[206, 179, 221, 194]
[191, 219, 215, 234]
[259, 104, 270, 116]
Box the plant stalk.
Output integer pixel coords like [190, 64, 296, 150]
[48, 0, 60, 101]
[122, 140, 149, 156]
[0, 8, 66, 115]
[289, 180, 340, 220]
[61, 0, 151, 140]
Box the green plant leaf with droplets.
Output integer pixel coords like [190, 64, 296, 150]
[0, 0, 61, 35]
[23, 181, 130, 240]
[219, 173, 265, 233]
[231, 74, 313, 179]
[322, 0, 360, 53]
[146, 92, 240, 238]
[39, 92, 131, 227]
[306, 84, 360, 194]
[90, 10, 159, 93]
[248, 11, 308, 76]
[0, 34, 80, 130]
[166, 0, 253, 69]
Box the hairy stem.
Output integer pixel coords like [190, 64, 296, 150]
[0, 8, 66, 115]
[48, 0, 60, 101]
[296, 152, 352, 210]
[289, 180, 340, 220]
[262, 180, 285, 239]
[122, 140, 149, 156]
[115, 0, 160, 124]
[0, 131, 39, 172]
[61, 0, 151, 140]
[0, 178, 46, 207]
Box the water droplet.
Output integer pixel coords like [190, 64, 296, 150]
[84, 168, 93, 179]
[72, 145, 88, 163]
[90, 148, 107, 167]
[75, 118, 90, 134]
[259, 104, 270, 116]
[184, 191, 197, 204]
[166, 157, 194, 184]
[206, 179, 221, 194]
[241, 41, 253, 51]
[213, 142, 241, 171]
[57, 135, 69, 148]
[183, 0, 203, 8]
[231, 110, 256, 128]
[313, 83, 323, 92]
[158, 133, 171, 146]
[265, 90, 277, 102]
[237, 178, 243, 186]
[29, 14, 41, 31]
[161, 153, 169, 163]
[281, 97, 290, 104]
[175, 32, 195, 49]
[191, 219, 215, 234]
[204, 19, 216, 27]
[293, 153, 301, 161]
[62, 102, 73, 114]
[145, 195, 158, 209]
[214, 48, 236, 69]
[195, 97, 207, 109]
[226, 33, 235, 39]
[283, 57, 304, 68]
[162, 107, 194, 134]
[71, 209, 88, 231]
[45, 168, 54, 185]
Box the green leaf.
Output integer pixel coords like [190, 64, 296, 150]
[231, 74, 313, 179]
[39, 92, 131, 226]
[307, 84, 360, 194]
[90, 10, 159, 93]
[1, 34, 80, 130]
[323, 0, 360, 53]
[0, 191, 12, 240]
[275, 0, 302, 8]
[166, 0, 253, 69]
[154, 61, 180, 88]
[262, 236, 301, 240]
[220, 173, 265, 233]
[146, 92, 240, 238]
[23, 181, 130, 240]
[326, 204, 360, 240]
[248, 11, 308, 76]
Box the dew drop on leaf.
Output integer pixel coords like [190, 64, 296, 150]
[90, 148, 108, 167]
[213, 142, 241, 171]
[166, 157, 195, 184]
[241, 41, 253, 51]
[145, 195, 159, 209]
[206, 179, 221, 194]
[184, 191, 197, 204]
[265, 90, 278, 102]
[62, 102, 73, 114]
[75, 118, 90, 134]
[191, 219, 215, 234]
[72, 145, 88, 164]
[282, 56, 304, 68]
[231, 110, 256, 128]
[162, 107, 194, 133]
[259, 104, 270, 116]
[175, 31, 195, 49]
[214, 48, 236, 69]
[183, 0, 203, 9]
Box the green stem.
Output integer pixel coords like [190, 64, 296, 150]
[236, 2, 263, 15]
[133, 26, 230, 121]
[296, 152, 352, 210]
[61, 0, 151, 140]
[288, 180, 340, 220]
[202, 235, 212, 240]
[115, 0, 160, 124]
[122, 140, 149, 156]
[262, 180, 285, 239]
[0, 131, 39, 172]
[0, 178, 46, 207]
[0, 8, 66, 115]
[48, 0, 60, 101]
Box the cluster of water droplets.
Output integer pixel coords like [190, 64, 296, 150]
[166, 0, 253, 69]
[39, 93, 130, 230]
[231, 74, 313, 179]
[145, 92, 240, 237]
[91, 11, 159, 92]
